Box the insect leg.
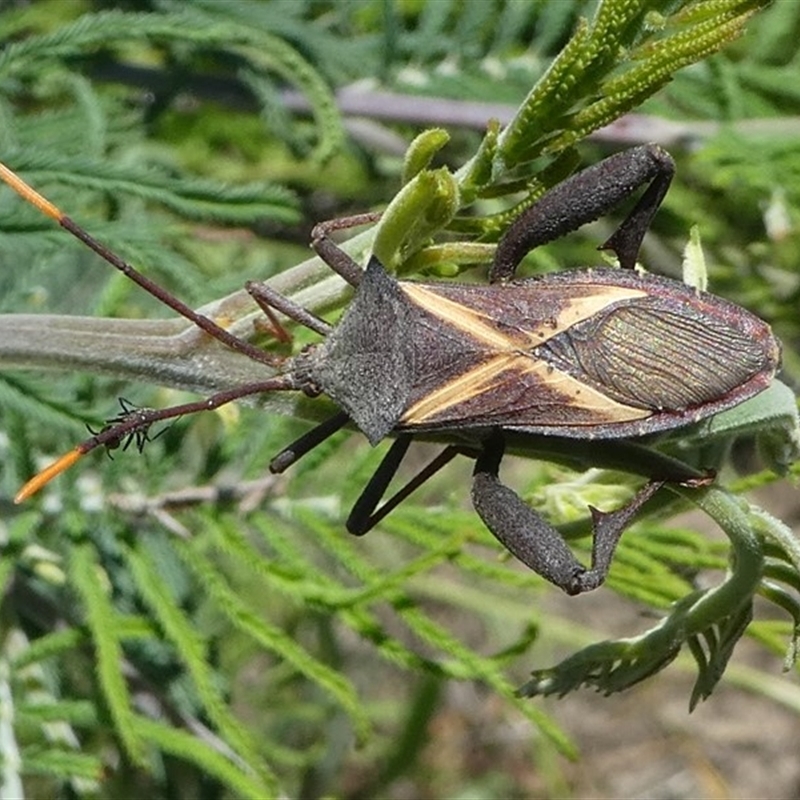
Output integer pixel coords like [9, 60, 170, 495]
[245, 280, 333, 338]
[311, 211, 383, 287]
[269, 411, 350, 473]
[249, 212, 385, 347]
[491, 144, 675, 281]
[582, 478, 665, 592]
[347, 437, 470, 536]
[471, 429, 664, 595]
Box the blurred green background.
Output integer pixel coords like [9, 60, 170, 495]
[0, 1, 799, 797]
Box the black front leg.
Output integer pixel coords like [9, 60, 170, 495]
[471, 430, 664, 595]
[491, 144, 675, 282]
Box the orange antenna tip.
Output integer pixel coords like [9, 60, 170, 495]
[14, 448, 84, 503]
[0, 162, 63, 221]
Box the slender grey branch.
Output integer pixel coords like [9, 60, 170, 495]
[90, 62, 800, 147]
[289, 86, 800, 147]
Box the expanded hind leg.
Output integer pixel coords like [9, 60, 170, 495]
[491, 144, 674, 281]
[471, 430, 664, 595]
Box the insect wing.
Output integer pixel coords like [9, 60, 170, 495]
[398, 269, 779, 439]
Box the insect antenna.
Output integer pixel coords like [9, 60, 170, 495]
[14, 376, 299, 503]
[0, 163, 280, 368]
[0, 163, 313, 500]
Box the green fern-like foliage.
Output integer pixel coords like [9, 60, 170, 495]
[1, 1, 799, 797]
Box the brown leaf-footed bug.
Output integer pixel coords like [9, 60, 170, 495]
[0, 144, 780, 595]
